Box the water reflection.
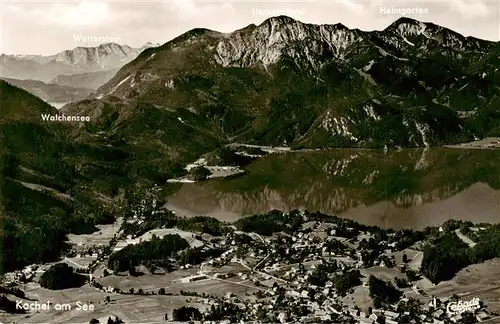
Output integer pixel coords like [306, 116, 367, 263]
[167, 148, 500, 229]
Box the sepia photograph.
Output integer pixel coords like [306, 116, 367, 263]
[1, 0, 500, 323]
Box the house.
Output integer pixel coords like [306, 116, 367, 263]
[286, 290, 301, 298]
[385, 310, 399, 319]
[450, 314, 463, 323]
[179, 274, 208, 283]
[476, 311, 490, 322]
[319, 314, 331, 321]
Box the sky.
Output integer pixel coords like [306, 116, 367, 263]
[0, 0, 499, 55]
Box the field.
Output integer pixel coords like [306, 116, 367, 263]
[67, 218, 123, 246]
[389, 248, 423, 271]
[6, 285, 210, 324]
[421, 258, 500, 314]
[360, 266, 407, 283]
[342, 285, 373, 312]
[5, 269, 259, 323]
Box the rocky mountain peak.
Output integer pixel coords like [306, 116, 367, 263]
[215, 16, 362, 67]
[53, 43, 134, 65]
[382, 17, 488, 52]
[260, 15, 300, 27]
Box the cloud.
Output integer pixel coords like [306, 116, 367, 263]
[1, 0, 498, 55]
[46, 2, 116, 26]
[169, 0, 199, 18]
[449, 0, 491, 20]
[339, 0, 365, 13]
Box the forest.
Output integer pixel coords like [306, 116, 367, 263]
[107, 234, 189, 271]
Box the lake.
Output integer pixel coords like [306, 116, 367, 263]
[48, 102, 68, 109]
[166, 148, 500, 229]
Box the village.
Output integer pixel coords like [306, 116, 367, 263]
[2, 185, 500, 324]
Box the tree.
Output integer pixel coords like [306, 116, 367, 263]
[0, 295, 26, 313]
[204, 147, 241, 166]
[158, 288, 166, 295]
[334, 269, 361, 296]
[103, 269, 110, 277]
[107, 234, 189, 272]
[172, 306, 202, 321]
[89, 319, 99, 324]
[402, 253, 408, 263]
[368, 275, 402, 305]
[187, 166, 211, 181]
[39, 263, 86, 290]
[405, 269, 420, 281]
[105, 296, 111, 304]
[420, 233, 469, 283]
[460, 222, 472, 236]
[395, 277, 409, 288]
[164, 313, 168, 321]
[461, 312, 476, 324]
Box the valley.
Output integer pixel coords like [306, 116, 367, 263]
[1, 13, 500, 324]
[3, 185, 500, 324]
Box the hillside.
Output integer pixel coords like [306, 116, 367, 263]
[49, 68, 120, 90]
[0, 81, 132, 273]
[1, 77, 93, 103]
[0, 80, 58, 123]
[64, 16, 500, 153]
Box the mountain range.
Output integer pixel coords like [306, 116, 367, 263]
[2, 16, 500, 272]
[64, 16, 500, 154]
[0, 42, 158, 90]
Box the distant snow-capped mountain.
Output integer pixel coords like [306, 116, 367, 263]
[0, 42, 159, 84]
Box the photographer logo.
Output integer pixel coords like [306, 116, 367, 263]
[446, 298, 481, 315]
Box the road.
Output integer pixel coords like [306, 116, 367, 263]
[63, 257, 87, 269]
[212, 277, 270, 292]
[480, 316, 500, 323]
[253, 254, 269, 270]
[227, 143, 291, 153]
[459, 284, 500, 298]
[454, 229, 477, 248]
